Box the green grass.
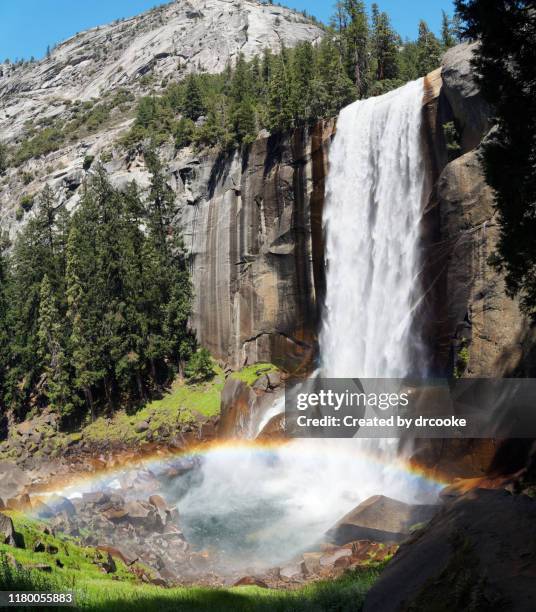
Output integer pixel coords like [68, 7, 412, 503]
[82, 362, 279, 444]
[230, 363, 278, 386]
[0, 512, 380, 611]
[83, 366, 225, 444]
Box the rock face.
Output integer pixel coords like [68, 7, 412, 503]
[0, 0, 323, 142]
[326, 495, 438, 545]
[416, 42, 535, 479]
[425, 41, 534, 380]
[436, 149, 529, 377]
[363, 489, 536, 612]
[179, 124, 333, 369]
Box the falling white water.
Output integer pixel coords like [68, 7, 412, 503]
[169, 80, 437, 572]
[312, 78, 429, 491]
[320, 78, 427, 379]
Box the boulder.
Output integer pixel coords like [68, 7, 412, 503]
[134, 421, 150, 433]
[326, 495, 438, 545]
[233, 576, 269, 588]
[47, 495, 76, 517]
[16, 421, 36, 437]
[33, 541, 46, 553]
[148, 495, 170, 522]
[0, 512, 17, 546]
[96, 545, 138, 566]
[82, 491, 110, 505]
[319, 547, 352, 568]
[253, 371, 282, 392]
[364, 489, 536, 612]
[279, 561, 305, 580]
[124, 500, 151, 519]
[6, 493, 32, 511]
[257, 412, 285, 440]
[441, 42, 491, 152]
[302, 552, 323, 575]
[101, 507, 128, 521]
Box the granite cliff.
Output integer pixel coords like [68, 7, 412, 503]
[1, 5, 532, 381]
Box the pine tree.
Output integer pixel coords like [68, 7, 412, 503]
[230, 53, 253, 105]
[261, 48, 273, 92]
[416, 20, 442, 76]
[371, 4, 400, 81]
[0, 142, 7, 175]
[6, 187, 62, 415]
[229, 54, 257, 144]
[267, 55, 293, 133]
[137, 96, 157, 128]
[231, 101, 257, 145]
[250, 55, 263, 99]
[144, 149, 175, 252]
[185, 348, 214, 382]
[37, 275, 72, 415]
[337, 0, 370, 97]
[311, 38, 355, 119]
[144, 151, 193, 375]
[441, 11, 456, 49]
[290, 42, 315, 124]
[183, 74, 206, 121]
[66, 193, 105, 418]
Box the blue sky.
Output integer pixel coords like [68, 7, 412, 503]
[0, 0, 455, 62]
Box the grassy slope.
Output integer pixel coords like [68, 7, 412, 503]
[1, 513, 379, 612]
[0, 361, 282, 460]
[82, 365, 226, 445]
[229, 363, 279, 386]
[83, 362, 279, 444]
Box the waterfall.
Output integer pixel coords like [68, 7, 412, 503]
[320, 78, 427, 379]
[162, 79, 439, 573]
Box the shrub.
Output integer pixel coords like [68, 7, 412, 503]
[0, 142, 8, 175]
[13, 127, 65, 165]
[443, 120, 462, 161]
[21, 171, 33, 185]
[185, 348, 215, 382]
[83, 154, 95, 170]
[455, 343, 469, 378]
[20, 194, 34, 212]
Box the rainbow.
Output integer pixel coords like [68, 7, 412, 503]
[29, 438, 449, 502]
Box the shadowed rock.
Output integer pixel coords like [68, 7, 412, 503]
[326, 495, 438, 545]
[0, 512, 17, 546]
[363, 489, 536, 612]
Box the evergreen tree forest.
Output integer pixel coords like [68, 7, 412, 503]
[124, 1, 457, 150]
[0, 159, 195, 424]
